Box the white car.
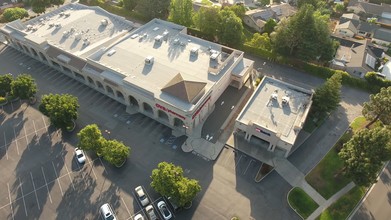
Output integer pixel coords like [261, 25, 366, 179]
[100, 203, 116, 220]
[75, 148, 86, 164]
[133, 213, 144, 220]
[157, 201, 172, 220]
[135, 186, 149, 206]
[145, 205, 157, 220]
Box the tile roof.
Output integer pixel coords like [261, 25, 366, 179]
[161, 73, 207, 104]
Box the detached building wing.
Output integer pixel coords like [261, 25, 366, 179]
[161, 73, 206, 104]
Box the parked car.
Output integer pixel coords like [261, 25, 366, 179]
[133, 213, 144, 220]
[157, 201, 172, 220]
[100, 203, 116, 220]
[145, 205, 157, 220]
[75, 148, 86, 164]
[135, 186, 149, 206]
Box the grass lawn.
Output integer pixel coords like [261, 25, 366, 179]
[317, 186, 367, 220]
[288, 187, 319, 219]
[306, 117, 367, 199]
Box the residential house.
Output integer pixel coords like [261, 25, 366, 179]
[330, 37, 384, 77]
[243, 3, 297, 32]
[335, 13, 380, 38]
[347, 0, 391, 24]
[373, 28, 391, 45]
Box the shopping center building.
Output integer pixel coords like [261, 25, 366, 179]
[0, 3, 254, 136]
[235, 77, 313, 157]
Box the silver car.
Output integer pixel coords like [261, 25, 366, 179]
[157, 201, 172, 220]
[145, 205, 157, 220]
[100, 203, 116, 220]
[135, 186, 149, 206]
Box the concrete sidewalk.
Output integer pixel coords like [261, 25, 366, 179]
[308, 182, 355, 220]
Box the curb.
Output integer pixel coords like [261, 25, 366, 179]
[287, 187, 305, 220]
[346, 161, 389, 220]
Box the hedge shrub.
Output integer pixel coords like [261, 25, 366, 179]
[3, 7, 28, 22]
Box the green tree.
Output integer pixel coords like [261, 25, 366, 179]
[263, 18, 277, 35]
[362, 86, 391, 127]
[39, 94, 79, 130]
[249, 33, 271, 50]
[174, 177, 201, 207]
[217, 9, 243, 46]
[10, 74, 37, 99]
[335, 4, 345, 14]
[310, 73, 342, 116]
[3, 7, 29, 22]
[193, 6, 220, 37]
[168, 0, 193, 26]
[122, 0, 138, 10]
[338, 127, 391, 186]
[138, 0, 171, 20]
[0, 74, 14, 96]
[50, 0, 64, 6]
[77, 124, 105, 154]
[271, 5, 334, 61]
[226, 4, 246, 19]
[102, 139, 130, 167]
[151, 162, 201, 207]
[31, 0, 50, 14]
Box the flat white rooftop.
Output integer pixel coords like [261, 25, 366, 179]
[13, 3, 134, 57]
[237, 77, 312, 145]
[89, 19, 244, 110]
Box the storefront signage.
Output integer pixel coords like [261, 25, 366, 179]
[255, 127, 271, 136]
[155, 103, 186, 120]
[192, 96, 211, 120]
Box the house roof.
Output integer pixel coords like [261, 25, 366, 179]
[246, 3, 296, 22]
[373, 28, 391, 42]
[332, 37, 372, 72]
[357, 22, 380, 33]
[161, 73, 206, 104]
[348, 0, 391, 16]
[336, 20, 358, 33]
[366, 44, 384, 58]
[341, 13, 360, 21]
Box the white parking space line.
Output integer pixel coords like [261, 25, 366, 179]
[32, 120, 38, 137]
[62, 157, 75, 190]
[121, 197, 132, 217]
[98, 157, 108, 175]
[23, 126, 30, 151]
[4, 132, 8, 160]
[7, 183, 14, 220]
[244, 160, 254, 175]
[13, 128, 20, 155]
[51, 161, 64, 196]
[85, 157, 98, 180]
[235, 155, 245, 169]
[30, 172, 41, 210]
[41, 167, 53, 204]
[224, 150, 234, 166]
[19, 178, 28, 217]
[42, 116, 48, 132]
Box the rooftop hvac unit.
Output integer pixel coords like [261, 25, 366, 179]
[282, 96, 290, 105]
[173, 38, 180, 45]
[55, 23, 61, 29]
[26, 25, 33, 30]
[48, 23, 54, 28]
[155, 35, 163, 42]
[74, 33, 82, 40]
[63, 31, 69, 37]
[271, 93, 278, 100]
[190, 47, 199, 55]
[107, 49, 116, 56]
[145, 56, 154, 65]
[59, 12, 64, 16]
[64, 12, 71, 17]
[32, 27, 38, 32]
[83, 39, 90, 46]
[101, 19, 109, 26]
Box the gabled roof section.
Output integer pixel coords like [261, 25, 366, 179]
[161, 73, 206, 104]
[373, 28, 391, 42]
[336, 20, 358, 33]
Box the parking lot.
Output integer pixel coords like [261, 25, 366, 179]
[0, 43, 300, 220]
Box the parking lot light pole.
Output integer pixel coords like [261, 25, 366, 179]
[182, 125, 189, 136]
[104, 129, 111, 139]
